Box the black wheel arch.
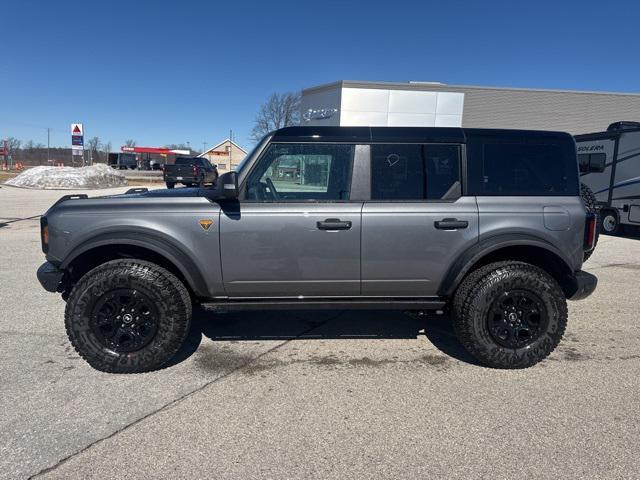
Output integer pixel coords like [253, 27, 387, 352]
[440, 234, 578, 299]
[59, 232, 209, 298]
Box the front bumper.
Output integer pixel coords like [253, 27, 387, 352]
[37, 262, 64, 292]
[567, 270, 598, 301]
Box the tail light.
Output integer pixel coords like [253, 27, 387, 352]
[584, 213, 597, 251]
[192, 165, 200, 177]
[40, 216, 49, 253]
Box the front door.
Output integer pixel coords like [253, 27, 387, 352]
[220, 142, 361, 298]
[361, 143, 479, 296]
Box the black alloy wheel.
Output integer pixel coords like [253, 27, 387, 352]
[89, 288, 160, 353]
[487, 290, 548, 349]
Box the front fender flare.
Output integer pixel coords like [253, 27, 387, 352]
[60, 230, 209, 298]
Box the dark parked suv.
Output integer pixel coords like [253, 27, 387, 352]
[37, 127, 598, 373]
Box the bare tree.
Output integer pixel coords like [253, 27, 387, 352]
[124, 139, 137, 147]
[250, 92, 301, 142]
[85, 136, 101, 162]
[86, 136, 100, 152]
[23, 140, 35, 150]
[166, 143, 189, 150]
[5, 137, 21, 152]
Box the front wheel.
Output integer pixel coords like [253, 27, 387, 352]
[453, 262, 567, 369]
[166, 182, 175, 189]
[65, 259, 192, 373]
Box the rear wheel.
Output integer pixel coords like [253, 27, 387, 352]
[453, 261, 567, 369]
[65, 259, 192, 373]
[600, 209, 619, 235]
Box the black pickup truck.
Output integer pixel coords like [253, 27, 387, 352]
[162, 157, 218, 188]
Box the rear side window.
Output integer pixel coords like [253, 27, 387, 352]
[370, 144, 461, 200]
[467, 138, 578, 196]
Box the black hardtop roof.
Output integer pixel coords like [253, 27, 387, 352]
[270, 126, 572, 143]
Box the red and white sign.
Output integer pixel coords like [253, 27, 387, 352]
[121, 146, 190, 155]
[70, 123, 84, 136]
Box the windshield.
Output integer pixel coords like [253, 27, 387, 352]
[234, 135, 270, 174]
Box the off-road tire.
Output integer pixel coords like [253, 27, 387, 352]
[581, 182, 599, 261]
[451, 261, 513, 322]
[452, 262, 567, 369]
[65, 259, 192, 373]
[166, 182, 175, 189]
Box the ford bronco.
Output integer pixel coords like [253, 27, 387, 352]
[37, 127, 598, 373]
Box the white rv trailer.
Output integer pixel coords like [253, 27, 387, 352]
[576, 122, 640, 234]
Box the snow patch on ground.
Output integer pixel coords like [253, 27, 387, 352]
[5, 164, 128, 189]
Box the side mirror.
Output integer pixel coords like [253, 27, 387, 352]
[219, 171, 238, 198]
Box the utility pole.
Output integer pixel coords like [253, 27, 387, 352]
[202, 141, 207, 154]
[47, 128, 50, 164]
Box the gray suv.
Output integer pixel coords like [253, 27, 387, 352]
[37, 127, 598, 373]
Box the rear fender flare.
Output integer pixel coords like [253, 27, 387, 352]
[438, 233, 575, 297]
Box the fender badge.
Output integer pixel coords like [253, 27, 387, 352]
[199, 219, 213, 231]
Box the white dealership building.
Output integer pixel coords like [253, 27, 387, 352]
[300, 80, 640, 135]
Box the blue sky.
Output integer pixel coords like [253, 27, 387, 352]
[1, 0, 638, 150]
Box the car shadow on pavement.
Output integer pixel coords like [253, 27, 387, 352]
[168, 307, 481, 368]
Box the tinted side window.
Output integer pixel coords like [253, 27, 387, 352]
[467, 138, 578, 196]
[370, 144, 461, 200]
[578, 153, 606, 173]
[246, 143, 354, 201]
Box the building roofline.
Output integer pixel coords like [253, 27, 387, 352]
[302, 80, 640, 97]
[198, 138, 247, 157]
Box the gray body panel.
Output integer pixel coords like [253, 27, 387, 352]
[219, 202, 362, 297]
[45, 195, 225, 298]
[476, 196, 585, 272]
[361, 197, 479, 296]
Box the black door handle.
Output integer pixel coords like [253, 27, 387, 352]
[317, 218, 352, 230]
[434, 218, 469, 230]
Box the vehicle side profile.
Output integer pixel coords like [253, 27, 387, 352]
[37, 126, 598, 373]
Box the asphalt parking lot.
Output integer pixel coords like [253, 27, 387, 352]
[1, 184, 639, 479]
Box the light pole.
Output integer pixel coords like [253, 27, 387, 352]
[47, 128, 50, 164]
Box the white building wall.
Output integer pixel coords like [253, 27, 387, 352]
[301, 84, 464, 127]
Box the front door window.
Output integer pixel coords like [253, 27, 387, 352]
[246, 143, 354, 201]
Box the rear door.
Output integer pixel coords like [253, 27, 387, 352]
[361, 143, 479, 296]
[219, 142, 362, 298]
